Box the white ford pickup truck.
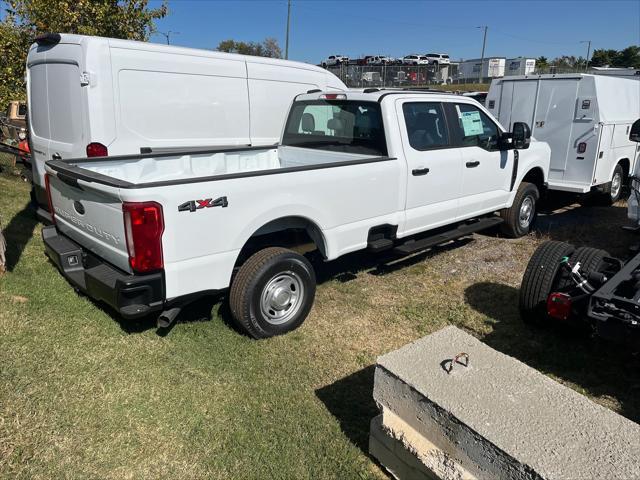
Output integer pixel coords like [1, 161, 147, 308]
[43, 89, 550, 338]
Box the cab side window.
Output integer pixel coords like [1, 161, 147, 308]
[403, 102, 449, 151]
[455, 103, 499, 151]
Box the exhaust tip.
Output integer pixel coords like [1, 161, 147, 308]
[157, 307, 181, 329]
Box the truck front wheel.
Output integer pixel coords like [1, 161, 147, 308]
[229, 247, 316, 339]
[500, 182, 539, 238]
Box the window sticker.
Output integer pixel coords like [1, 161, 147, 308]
[460, 110, 484, 136]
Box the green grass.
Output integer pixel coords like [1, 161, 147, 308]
[1, 153, 639, 478]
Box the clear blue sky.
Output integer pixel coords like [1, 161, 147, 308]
[148, 0, 640, 62]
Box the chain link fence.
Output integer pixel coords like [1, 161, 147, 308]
[324, 63, 593, 89]
[325, 63, 459, 88]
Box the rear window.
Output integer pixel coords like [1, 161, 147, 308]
[282, 100, 387, 156]
[47, 62, 84, 143]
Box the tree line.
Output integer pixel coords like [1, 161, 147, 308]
[0, 0, 167, 107]
[535, 45, 640, 71]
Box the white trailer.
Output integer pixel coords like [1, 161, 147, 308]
[505, 58, 536, 76]
[458, 58, 505, 81]
[487, 74, 640, 202]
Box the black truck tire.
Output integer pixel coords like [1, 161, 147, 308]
[229, 247, 316, 339]
[582, 164, 625, 207]
[500, 182, 539, 238]
[606, 164, 624, 205]
[519, 241, 575, 324]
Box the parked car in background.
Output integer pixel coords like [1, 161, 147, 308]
[26, 33, 347, 223]
[403, 55, 429, 65]
[487, 74, 640, 204]
[424, 53, 450, 66]
[366, 55, 392, 66]
[42, 89, 550, 338]
[322, 55, 349, 67]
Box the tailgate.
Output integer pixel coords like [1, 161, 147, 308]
[47, 174, 131, 272]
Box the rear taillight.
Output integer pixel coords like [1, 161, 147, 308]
[44, 173, 56, 224]
[122, 202, 164, 273]
[547, 292, 572, 320]
[86, 142, 108, 157]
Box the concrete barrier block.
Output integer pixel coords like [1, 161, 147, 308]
[372, 326, 640, 480]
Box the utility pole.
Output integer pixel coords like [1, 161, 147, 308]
[285, 0, 291, 59]
[478, 26, 488, 84]
[158, 31, 179, 45]
[580, 40, 592, 72]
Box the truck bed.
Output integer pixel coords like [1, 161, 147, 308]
[47, 145, 388, 188]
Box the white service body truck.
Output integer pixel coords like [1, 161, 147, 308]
[25, 33, 347, 221]
[42, 90, 550, 338]
[487, 74, 640, 202]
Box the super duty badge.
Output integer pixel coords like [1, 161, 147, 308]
[178, 197, 228, 212]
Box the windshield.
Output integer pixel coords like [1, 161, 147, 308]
[282, 100, 387, 156]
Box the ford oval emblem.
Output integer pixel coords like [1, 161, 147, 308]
[73, 201, 85, 215]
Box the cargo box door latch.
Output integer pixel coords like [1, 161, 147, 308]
[80, 72, 91, 87]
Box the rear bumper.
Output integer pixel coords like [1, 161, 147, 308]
[42, 225, 165, 319]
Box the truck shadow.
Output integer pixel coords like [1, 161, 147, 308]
[115, 238, 475, 336]
[534, 195, 633, 257]
[2, 201, 39, 272]
[115, 294, 227, 337]
[464, 281, 640, 424]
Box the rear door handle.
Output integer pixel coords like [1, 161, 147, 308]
[412, 168, 430, 176]
[465, 161, 480, 168]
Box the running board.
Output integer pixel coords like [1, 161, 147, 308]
[393, 217, 503, 255]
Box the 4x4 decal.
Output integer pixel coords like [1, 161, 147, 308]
[178, 197, 228, 212]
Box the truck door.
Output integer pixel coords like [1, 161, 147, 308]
[448, 102, 513, 217]
[533, 79, 579, 176]
[508, 80, 538, 130]
[592, 124, 615, 186]
[396, 99, 463, 235]
[27, 42, 87, 196]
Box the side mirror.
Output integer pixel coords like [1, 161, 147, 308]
[630, 119, 640, 143]
[512, 122, 531, 149]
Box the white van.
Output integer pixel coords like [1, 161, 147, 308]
[487, 74, 640, 202]
[26, 33, 347, 220]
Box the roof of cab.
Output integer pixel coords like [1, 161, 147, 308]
[295, 88, 467, 103]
